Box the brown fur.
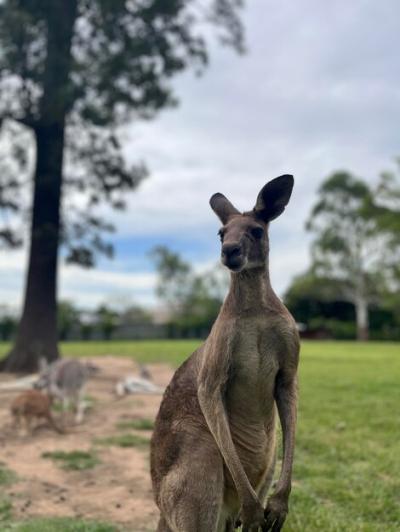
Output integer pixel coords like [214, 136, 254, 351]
[11, 389, 63, 434]
[151, 176, 299, 532]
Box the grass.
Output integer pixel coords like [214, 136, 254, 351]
[42, 450, 100, 471]
[1, 339, 400, 531]
[0, 463, 16, 486]
[95, 433, 150, 449]
[116, 418, 155, 431]
[0, 498, 12, 524]
[286, 341, 400, 532]
[1, 517, 119, 531]
[0, 339, 200, 368]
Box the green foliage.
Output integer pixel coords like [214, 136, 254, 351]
[150, 246, 192, 310]
[95, 433, 149, 449]
[119, 305, 152, 326]
[42, 450, 100, 471]
[284, 271, 349, 308]
[95, 305, 118, 341]
[116, 418, 155, 431]
[58, 300, 81, 341]
[366, 163, 400, 286]
[56, 300, 154, 340]
[309, 318, 356, 339]
[285, 271, 400, 340]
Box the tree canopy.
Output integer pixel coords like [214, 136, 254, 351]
[0, 0, 245, 265]
[303, 169, 399, 340]
[0, 0, 245, 371]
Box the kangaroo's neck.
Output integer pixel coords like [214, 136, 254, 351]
[223, 263, 278, 313]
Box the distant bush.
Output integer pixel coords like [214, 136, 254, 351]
[309, 318, 356, 340]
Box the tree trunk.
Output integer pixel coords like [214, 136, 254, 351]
[0, 1, 77, 372]
[355, 296, 369, 341]
[1, 126, 65, 372]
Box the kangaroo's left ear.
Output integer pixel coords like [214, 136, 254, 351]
[253, 174, 294, 222]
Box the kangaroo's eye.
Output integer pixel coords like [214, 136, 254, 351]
[218, 229, 225, 241]
[251, 227, 264, 239]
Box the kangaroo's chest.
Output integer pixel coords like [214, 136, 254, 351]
[226, 316, 280, 418]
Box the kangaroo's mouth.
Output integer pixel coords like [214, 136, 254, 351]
[222, 256, 247, 273]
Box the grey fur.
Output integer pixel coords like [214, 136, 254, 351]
[35, 359, 98, 423]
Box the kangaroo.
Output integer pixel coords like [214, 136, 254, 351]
[35, 358, 98, 423]
[150, 175, 299, 532]
[11, 389, 63, 434]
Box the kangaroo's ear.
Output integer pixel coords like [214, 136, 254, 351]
[253, 175, 294, 222]
[210, 193, 240, 224]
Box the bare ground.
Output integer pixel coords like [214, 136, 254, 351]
[0, 357, 174, 532]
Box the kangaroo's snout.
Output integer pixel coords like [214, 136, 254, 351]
[221, 242, 244, 271]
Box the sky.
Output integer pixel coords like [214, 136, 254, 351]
[1, 0, 400, 312]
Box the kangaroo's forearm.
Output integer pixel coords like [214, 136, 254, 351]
[274, 376, 297, 498]
[198, 387, 258, 506]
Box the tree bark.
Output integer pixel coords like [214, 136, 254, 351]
[355, 296, 369, 341]
[1, 1, 77, 372]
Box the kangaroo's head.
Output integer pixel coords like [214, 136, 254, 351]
[210, 175, 294, 273]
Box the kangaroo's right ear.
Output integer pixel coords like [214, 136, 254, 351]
[209, 193, 240, 224]
[253, 174, 294, 222]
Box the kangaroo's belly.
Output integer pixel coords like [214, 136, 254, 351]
[222, 318, 280, 490]
[222, 411, 277, 518]
[226, 407, 277, 485]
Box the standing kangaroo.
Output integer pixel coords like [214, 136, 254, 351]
[151, 175, 299, 532]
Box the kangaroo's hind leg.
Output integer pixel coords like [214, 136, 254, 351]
[74, 386, 86, 423]
[158, 440, 225, 532]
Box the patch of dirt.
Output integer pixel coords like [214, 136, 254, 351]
[0, 357, 174, 531]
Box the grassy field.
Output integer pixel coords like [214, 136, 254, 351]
[1, 340, 399, 531]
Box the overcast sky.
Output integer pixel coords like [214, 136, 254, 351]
[1, 0, 400, 312]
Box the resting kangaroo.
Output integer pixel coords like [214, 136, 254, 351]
[151, 175, 299, 532]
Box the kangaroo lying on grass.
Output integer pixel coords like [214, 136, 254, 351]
[11, 389, 63, 434]
[151, 175, 299, 532]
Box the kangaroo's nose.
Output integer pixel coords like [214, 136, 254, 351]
[222, 244, 242, 259]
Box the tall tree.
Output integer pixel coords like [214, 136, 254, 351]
[306, 171, 387, 340]
[0, 0, 244, 371]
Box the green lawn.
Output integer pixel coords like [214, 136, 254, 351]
[1, 340, 399, 531]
